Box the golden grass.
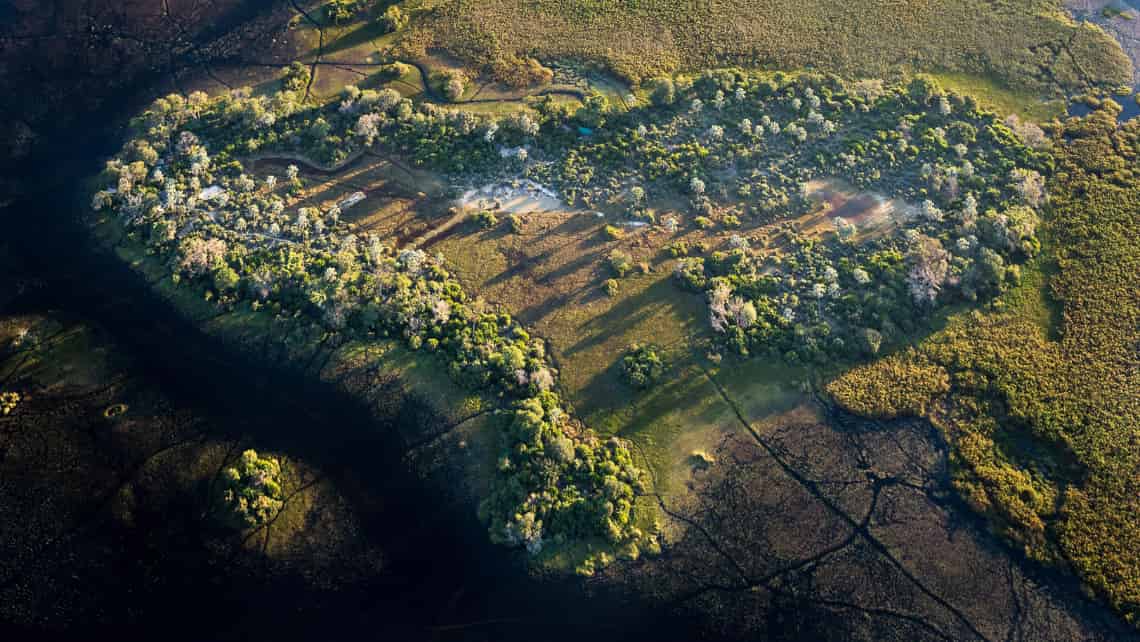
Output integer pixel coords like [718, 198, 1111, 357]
[411, 0, 1133, 94]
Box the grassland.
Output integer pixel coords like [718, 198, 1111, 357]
[433, 209, 806, 495]
[410, 0, 1133, 95]
[827, 107, 1140, 625]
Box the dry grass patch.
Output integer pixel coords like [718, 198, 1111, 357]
[411, 0, 1132, 94]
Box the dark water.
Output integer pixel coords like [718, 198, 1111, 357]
[1067, 90, 1140, 121]
[0, 54, 696, 642]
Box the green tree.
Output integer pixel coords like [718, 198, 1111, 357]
[622, 343, 664, 389]
[649, 77, 675, 106]
[217, 450, 284, 529]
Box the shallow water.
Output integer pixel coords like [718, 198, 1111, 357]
[1068, 91, 1140, 121]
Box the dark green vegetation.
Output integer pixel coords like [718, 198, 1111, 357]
[93, 66, 1049, 569]
[217, 449, 286, 528]
[829, 105, 1140, 624]
[411, 0, 1132, 94]
[621, 343, 665, 389]
[95, 78, 651, 572]
[76, 0, 1140, 629]
[529, 72, 1047, 365]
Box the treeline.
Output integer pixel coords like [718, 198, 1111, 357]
[530, 71, 1048, 365]
[94, 76, 649, 573]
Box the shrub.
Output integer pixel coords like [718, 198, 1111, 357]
[217, 449, 284, 529]
[441, 71, 467, 102]
[827, 350, 950, 419]
[673, 257, 706, 290]
[282, 61, 311, 92]
[622, 343, 664, 389]
[688, 450, 716, 470]
[604, 278, 620, 297]
[0, 391, 20, 415]
[508, 214, 524, 233]
[608, 250, 633, 277]
[666, 241, 689, 257]
[693, 216, 714, 229]
[602, 224, 624, 240]
[649, 77, 675, 106]
[381, 5, 409, 32]
[471, 210, 498, 228]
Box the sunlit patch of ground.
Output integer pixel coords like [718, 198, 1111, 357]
[457, 180, 570, 214]
[797, 177, 913, 242]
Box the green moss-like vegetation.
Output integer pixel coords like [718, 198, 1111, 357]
[827, 348, 950, 418]
[91, 32, 1140, 608]
[827, 105, 1140, 625]
[409, 0, 1132, 93]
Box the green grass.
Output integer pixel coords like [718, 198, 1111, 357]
[411, 0, 1132, 94]
[923, 72, 1067, 122]
[432, 214, 806, 495]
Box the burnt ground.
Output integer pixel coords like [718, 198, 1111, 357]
[0, 0, 304, 195]
[602, 394, 1138, 641]
[0, 311, 388, 637]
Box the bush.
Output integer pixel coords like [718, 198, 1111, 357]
[441, 71, 467, 102]
[649, 77, 676, 106]
[693, 216, 714, 229]
[604, 278, 620, 297]
[602, 224, 624, 240]
[508, 214, 524, 233]
[622, 343, 664, 389]
[688, 450, 716, 470]
[471, 210, 498, 228]
[666, 241, 689, 257]
[609, 250, 633, 277]
[380, 5, 409, 32]
[282, 62, 311, 93]
[827, 350, 950, 419]
[217, 449, 284, 529]
[0, 391, 20, 415]
[673, 257, 706, 290]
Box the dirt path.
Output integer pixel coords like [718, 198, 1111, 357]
[407, 207, 468, 248]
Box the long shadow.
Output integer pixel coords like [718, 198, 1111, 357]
[563, 278, 703, 357]
[0, 64, 687, 642]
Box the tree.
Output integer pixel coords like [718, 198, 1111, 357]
[381, 5, 409, 32]
[283, 61, 311, 93]
[217, 449, 284, 529]
[906, 236, 950, 305]
[355, 112, 383, 145]
[649, 77, 675, 106]
[325, 0, 355, 24]
[576, 92, 609, 129]
[1010, 168, 1046, 207]
[442, 71, 466, 102]
[859, 328, 883, 356]
[622, 343, 664, 389]
[689, 176, 706, 195]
